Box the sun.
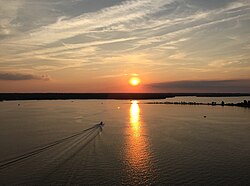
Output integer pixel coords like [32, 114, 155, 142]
[129, 77, 141, 86]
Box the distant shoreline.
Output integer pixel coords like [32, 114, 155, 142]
[0, 93, 250, 101]
[144, 100, 250, 108]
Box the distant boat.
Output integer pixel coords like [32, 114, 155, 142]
[99, 121, 104, 126]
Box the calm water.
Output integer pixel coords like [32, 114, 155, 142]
[0, 97, 249, 185]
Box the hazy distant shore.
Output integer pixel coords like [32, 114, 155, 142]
[0, 93, 250, 101]
[145, 100, 250, 108]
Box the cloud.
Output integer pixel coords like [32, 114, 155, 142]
[0, 0, 249, 77]
[9, 0, 174, 45]
[0, 72, 50, 81]
[169, 52, 187, 60]
[0, 0, 24, 38]
[147, 79, 250, 93]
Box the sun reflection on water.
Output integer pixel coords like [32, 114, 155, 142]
[123, 100, 155, 185]
[130, 100, 140, 136]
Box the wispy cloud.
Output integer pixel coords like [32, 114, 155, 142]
[0, 0, 24, 38]
[0, 0, 249, 92]
[6, 0, 174, 45]
[0, 71, 50, 81]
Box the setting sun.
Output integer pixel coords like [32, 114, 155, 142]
[129, 77, 141, 86]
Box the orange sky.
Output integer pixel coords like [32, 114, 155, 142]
[0, 0, 250, 93]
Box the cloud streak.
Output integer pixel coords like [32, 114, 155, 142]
[148, 79, 250, 93]
[0, 72, 50, 81]
[9, 0, 174, 45]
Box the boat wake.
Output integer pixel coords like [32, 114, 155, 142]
[0, 123, 104, 185]
[0, 124, 103, 170]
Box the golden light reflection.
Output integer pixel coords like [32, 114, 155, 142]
[130, 100, 140, 136]
[123, 100, 155, 184]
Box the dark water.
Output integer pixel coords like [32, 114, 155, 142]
[0, 98, 249, 185]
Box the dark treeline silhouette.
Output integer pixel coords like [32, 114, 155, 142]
[146, 100, 250, 108]
[0, 93, 250, 101]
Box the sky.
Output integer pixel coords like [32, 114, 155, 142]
[0, 0, 250, 93]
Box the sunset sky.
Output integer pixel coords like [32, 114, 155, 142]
[0, 0, 250, 92]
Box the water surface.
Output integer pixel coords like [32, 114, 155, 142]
[0, 98, 249, 185]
